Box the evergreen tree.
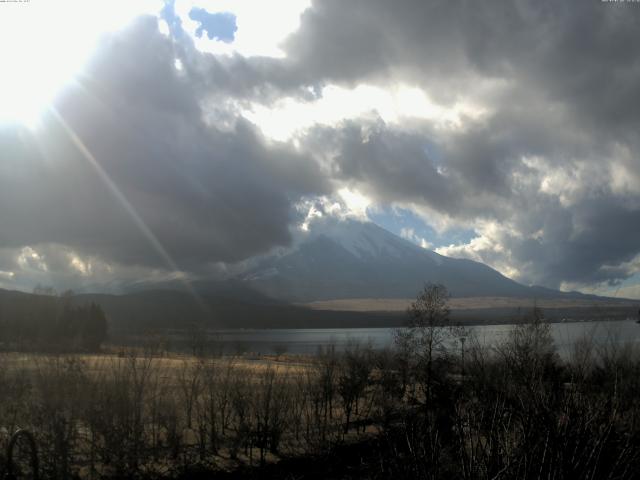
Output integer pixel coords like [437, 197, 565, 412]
[83, 302, 108, 351]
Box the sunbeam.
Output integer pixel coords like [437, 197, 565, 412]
[48, 106, 208, 312]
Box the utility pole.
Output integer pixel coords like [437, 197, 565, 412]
[460, 336, 466, 377]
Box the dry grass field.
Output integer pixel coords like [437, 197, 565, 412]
[302, 296, 638, 312]
[0, 346, 381, 479]
[0, 351, 313, 380]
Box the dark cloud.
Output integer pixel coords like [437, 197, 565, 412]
[301, 101, 640, 287]
[304, 121, 462, 215]
[0, 17, 328, 282]
[283, 0, 640, 125]
[275, 0, 640, 149]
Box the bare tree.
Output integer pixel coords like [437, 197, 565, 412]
[338, 341, 372, 434]
[395, 283, 451, 400]
[177, 359, 203, 430]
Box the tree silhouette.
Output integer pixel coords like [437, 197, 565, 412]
[395, 283, 451, 399]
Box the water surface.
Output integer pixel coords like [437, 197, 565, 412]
[205, 319, 640, 357]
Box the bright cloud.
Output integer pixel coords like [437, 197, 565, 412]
[400, 228, 433, 250]
[337, 188, 372, 221]
[243, 84, 484, 141]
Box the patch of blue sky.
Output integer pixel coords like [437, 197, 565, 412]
[189, 7, 237, 43]
[160, 0, 186, 40]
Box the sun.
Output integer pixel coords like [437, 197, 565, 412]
[0, 4, 58, 128]
[0, 0, 161, 129]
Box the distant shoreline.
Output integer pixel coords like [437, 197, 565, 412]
[301, 296, 639, 313]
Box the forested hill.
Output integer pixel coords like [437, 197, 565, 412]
[0, 288, 107, 350]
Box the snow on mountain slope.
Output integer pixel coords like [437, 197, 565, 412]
[315, 218, 443, 263]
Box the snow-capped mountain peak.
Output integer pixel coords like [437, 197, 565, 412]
[303, 218, 442, 263]
[240, 218, 530, 302]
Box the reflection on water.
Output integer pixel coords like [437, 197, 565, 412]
[201, 319, 640, 357]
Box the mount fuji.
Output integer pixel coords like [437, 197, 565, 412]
[239, 218, 566, 303]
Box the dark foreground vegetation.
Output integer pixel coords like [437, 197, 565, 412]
[1, 285, 640, 479]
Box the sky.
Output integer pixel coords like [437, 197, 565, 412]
[1, 0, 640, 298]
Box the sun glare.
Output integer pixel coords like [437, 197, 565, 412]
[0, 0, 161, 129]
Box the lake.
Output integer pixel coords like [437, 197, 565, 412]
[204, 319, 640, 357]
